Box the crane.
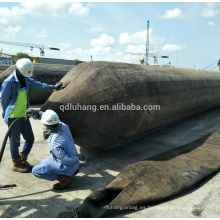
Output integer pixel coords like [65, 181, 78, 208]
[124, 20, 169, 65]
[124, 51, 169, 65]
[146, 20, 149, 65]
[0, 40, 60, 56]
[150, 54, 169, 65]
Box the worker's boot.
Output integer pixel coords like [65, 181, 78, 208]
[12, 157, 32, 173]
[20, 153, 34, 170]
[53, 175, 72, 190]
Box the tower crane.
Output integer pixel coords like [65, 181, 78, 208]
[150, 54, 169, 65]
[0, 40, 60, 56]
[124, 20, 169, 65]
[124, 52, 169, 65]
[146, 20, 149, 65]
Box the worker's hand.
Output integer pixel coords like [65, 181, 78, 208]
[54, 82, 63, 91]
[26, 108, 40, 119]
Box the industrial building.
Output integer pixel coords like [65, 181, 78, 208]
[0, 53, 75, 66]
[34, 57, 74, 65]
[0, 57, 14, 67]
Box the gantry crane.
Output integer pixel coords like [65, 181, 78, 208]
[0, 40, 60, 56]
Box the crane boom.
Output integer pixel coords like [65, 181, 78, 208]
[124, 51, 169, 65]
[0, 40, 60, 56]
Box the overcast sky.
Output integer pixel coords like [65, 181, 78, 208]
[0, 1, 220, 70]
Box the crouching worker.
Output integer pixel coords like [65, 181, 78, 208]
[26, 109, 79, 190]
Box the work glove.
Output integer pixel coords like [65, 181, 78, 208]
[26, 108, 40, 119]
[53, 82, 63, 91]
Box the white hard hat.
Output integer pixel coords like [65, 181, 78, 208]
[40, 110, 60, 125]
[16, 58, 34, 77]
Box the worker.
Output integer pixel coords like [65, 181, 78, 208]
[26, 109, 79, 190]
[1, 58, 63, 173]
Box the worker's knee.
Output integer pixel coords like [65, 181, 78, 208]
[32, 165, 41, 177]
[32, 165, 46, 178]
[32, 165, 58, 181]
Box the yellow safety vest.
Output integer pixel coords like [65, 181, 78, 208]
[9, 87, 27, 118]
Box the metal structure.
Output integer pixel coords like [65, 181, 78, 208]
[124, 20, 169, 65]
[151, 54, 169, 65]
[0, 40, 60, 56]
[146, 20, 149, 65]
[124, 51, 169, 65]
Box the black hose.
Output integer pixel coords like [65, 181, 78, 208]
[0, 116, 26, 164]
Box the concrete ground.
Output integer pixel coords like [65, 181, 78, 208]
[0, 105, 220, 218]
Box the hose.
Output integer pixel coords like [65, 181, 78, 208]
[0, 116, 26, 164]
[0, 112, 85, 164]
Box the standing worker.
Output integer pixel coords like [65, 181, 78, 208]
[26, 109, 79, 190]
[1, 58, 63, 173]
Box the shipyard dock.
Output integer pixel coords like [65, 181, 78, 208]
[0, 105, 219, 218]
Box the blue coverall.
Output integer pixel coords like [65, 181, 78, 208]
[1, 71, 54, 159]
[32, 118, 79, 181]
[1, 71, 53, 124]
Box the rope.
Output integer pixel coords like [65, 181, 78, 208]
[203, 60, 218, 70]
[211, 64, 218, 71]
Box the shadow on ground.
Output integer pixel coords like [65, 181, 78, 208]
[0, 191, 82, 218]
